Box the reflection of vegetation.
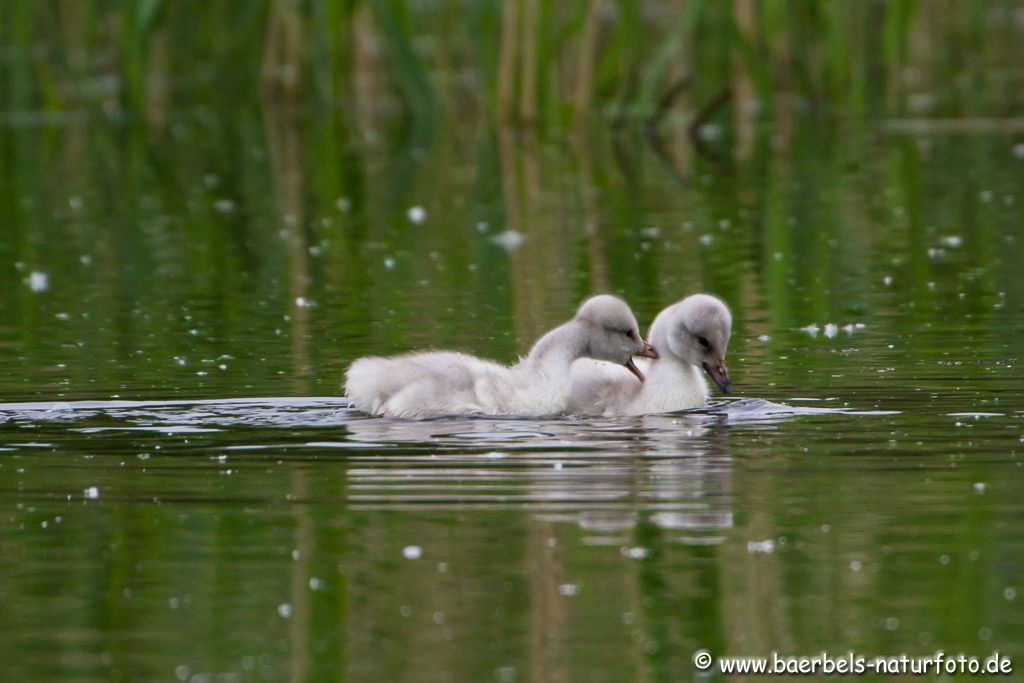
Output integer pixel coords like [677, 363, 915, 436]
[1, 0, 1022, 403]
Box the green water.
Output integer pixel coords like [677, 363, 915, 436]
[4, 4, 1024, 682]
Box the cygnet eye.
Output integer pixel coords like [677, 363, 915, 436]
[697, 336, 711, 350]
[625, 329, 635, 339]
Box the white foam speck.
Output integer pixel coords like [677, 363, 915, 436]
[383, 257, 396, 270]
[883, 275, 893, 286]
[800, 324, 820, 337]
[699, 123, 723, 141]
[940, 235, 962, 248]
[558, 583, 580, 597]
[294, 297, 316, 309]
[84, 486, 100, 499]
[407, 205, 427, 224]
[1005, 587, 1017, 601]
[823, 323, 838, 339]
[213, 199, 236, 214]
[26, 271, 49, 293]
[974, 482, 986, 494]
[621, 546, 649, 560]
[491, 230, 525, 251]
[402, 545, 423, 560]
[699, 234, 714, 246]
[277, 603, 293, 618]
[309, 577, 322, 591]
[640, 226, 661, 238]
[80, 254, 93, 266]
[747, 539, 775, 554]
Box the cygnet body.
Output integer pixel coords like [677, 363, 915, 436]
[567, 294, 732, 416]
[345, 295, 658, 418]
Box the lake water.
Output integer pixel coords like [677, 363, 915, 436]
[3, 11, 1024, 680]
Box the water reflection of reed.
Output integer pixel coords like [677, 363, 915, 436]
[344, 412, 736, 681]
[4, 1, 1024, 394]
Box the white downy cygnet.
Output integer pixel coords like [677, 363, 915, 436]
[567, 293, 732, 416]
[345, 295, 658, 418]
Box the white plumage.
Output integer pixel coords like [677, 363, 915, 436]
[345, 295, 657, 419]
[567, 293, 732, 417]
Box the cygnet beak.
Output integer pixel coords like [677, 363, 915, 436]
[624, 341, 658, 382]
[702, 359, 731, 393]
[639, 341, 659, 359]
[625, 358, 646, 382]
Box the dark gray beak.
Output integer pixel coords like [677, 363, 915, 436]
[702, 360, 731, 393]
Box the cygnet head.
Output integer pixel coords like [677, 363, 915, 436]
[650, 294, 732, 392]
[574, 295, 659, 381]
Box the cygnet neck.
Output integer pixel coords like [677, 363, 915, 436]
[516, 319, 589, 380]
[648, 304, 700, 370]
[647, 313, 675, 364]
